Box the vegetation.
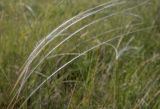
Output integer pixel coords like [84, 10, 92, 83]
[0, 0, 160, 109]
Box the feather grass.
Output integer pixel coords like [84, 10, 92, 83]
[18, 26, 153, 109]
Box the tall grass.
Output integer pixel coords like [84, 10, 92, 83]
[0, 0, 159, 109]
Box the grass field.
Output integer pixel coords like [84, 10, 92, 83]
[0, 0, 160, 109]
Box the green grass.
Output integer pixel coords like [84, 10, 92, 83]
[0, 0, 160, 109]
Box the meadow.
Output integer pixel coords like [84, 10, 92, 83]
[0, 0, 160, 109]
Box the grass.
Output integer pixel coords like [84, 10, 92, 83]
[0, 0, 160, 109]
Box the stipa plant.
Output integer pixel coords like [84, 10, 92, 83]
[8, 0, 160, 109]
